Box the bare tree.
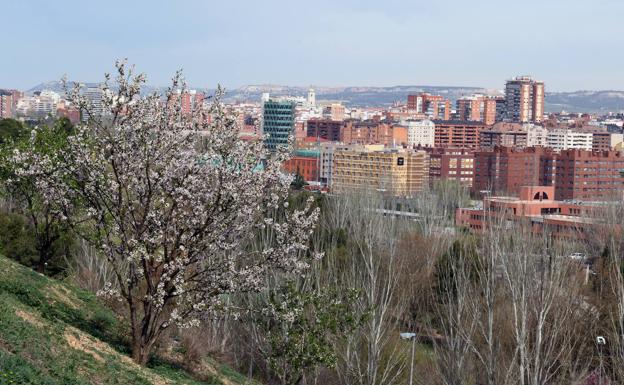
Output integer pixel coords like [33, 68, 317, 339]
[496, 222, 590, 385]
[432, 238, 479, 385]
[322, 191, 409, 385]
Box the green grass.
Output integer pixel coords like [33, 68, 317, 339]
[0, 256, 255, 385]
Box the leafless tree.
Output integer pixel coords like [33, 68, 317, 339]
[493, 220, 591, 385]
[322, 191, 410, 385]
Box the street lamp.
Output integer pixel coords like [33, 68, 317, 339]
[400, 332, 417, 385]
[596, 336, 606, 385]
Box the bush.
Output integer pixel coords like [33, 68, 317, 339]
[0, 212, 37, 267]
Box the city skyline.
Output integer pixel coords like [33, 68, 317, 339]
[2, 0, 624, 91]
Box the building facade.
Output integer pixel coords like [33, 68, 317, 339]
[592, 132, 624, 152]
[456, 186, 598, 235]
[432, 120, 485, 149]
[406, 119, 435, 148]
[341, 121, 408, 146]
[554, 149, 624, 200]
[504, 76, 544, 123]
[306, 119, 342, 141]
[456, 95, 497, 125]
[262, 99, 296, 151]
[428, 147, 475, 187]
[0, 92, 13, 118]
[331, 148, 429, 196]
[546, 129, 593, 151]
[473, 146, 554, 196]
[283, 155, 319, 183]
[407, 93, 451, 120]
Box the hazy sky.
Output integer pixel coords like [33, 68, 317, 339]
[2, 0, 623, 91]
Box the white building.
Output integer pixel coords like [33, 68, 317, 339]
[16, 91, 59, 116]
[546, 129, 593, 151]
[406, 119, 435, 148]
[82, 86, 105, 121]
[525, 124, 548, 147]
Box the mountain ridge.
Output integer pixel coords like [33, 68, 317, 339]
[25, 81, 624, 112]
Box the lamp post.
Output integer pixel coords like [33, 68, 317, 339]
[596, 336, 606, 385]
[400, 332, 417, 385]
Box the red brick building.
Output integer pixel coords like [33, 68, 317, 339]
[473, 146, 624, 201]
[283, 156, 319, 183]
[456, 186, 598, 236]
[427, 148, 475, 187]
[407, 94, 421, 111]
[169, 90, 204, 114]
[472, 146, 554, 197]
[341, 121, 408, 146]
[306, 119, 342, 141]
[432, 120, 485, 149]
[592, 132, 623, 152]
[57, 106, 81, 125]
[407, 93, 451, 120]
[456, 96, 497, 125]
[554, 149, 624, 200]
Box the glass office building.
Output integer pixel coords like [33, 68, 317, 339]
[262, 99, 296, 151]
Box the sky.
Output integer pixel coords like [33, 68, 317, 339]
[1, 0, 623, 92]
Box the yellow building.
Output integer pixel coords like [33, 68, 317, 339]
[331, 147, 429, 196]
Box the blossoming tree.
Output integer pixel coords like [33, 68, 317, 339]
[11, 61, 319, 365]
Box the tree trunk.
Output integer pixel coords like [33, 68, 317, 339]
[129, 299, 155, 366]
[131, 326, 158, 365]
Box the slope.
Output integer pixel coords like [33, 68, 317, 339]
[0, 256, 254, 385]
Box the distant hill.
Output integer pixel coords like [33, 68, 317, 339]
[28, 80, 98, 94]
[27, 81, 624, 113]
[545, 91, 624, 113]
[224, 84, 491, 107]
[0, 256, 257, 385]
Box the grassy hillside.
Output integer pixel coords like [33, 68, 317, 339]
[0, 256, 255, 385]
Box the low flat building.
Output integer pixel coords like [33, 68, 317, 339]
[456, 186, 599, 237]
[282, 151, 320, 183]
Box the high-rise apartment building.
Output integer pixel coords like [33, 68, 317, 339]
[0, 91, 14, 118]
[169, 90, 204, 114]
[407, 94, 422, 111]
[82, 86, 104, 121]
[407, 93, 451, 120]
[504, 76, 544, 123]
[319, 143, 355, 186]
[331, 147, 429, 196]
[262, 99, 296, 151]
[456, 95, 497, 125]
